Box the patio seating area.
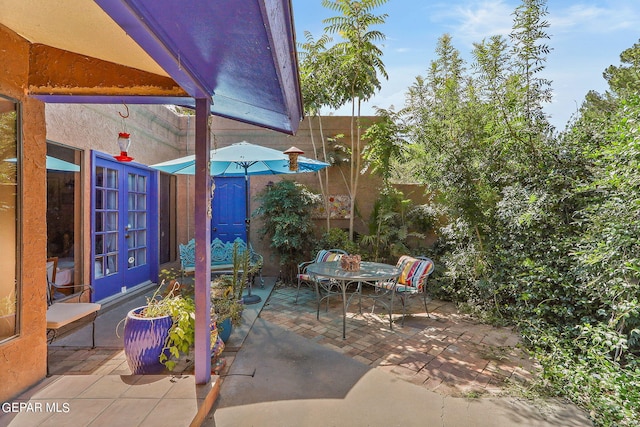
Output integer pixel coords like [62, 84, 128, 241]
[179, 237, 264, 285]
[6, 276, 591, 426]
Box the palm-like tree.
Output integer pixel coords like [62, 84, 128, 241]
[321, 0, 388, 240]
[299, 31, 347, 231]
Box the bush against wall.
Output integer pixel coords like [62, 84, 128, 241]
[359, 186, 432, 263]
[315, 227, 359, 255]
[254, 180, 321, 282]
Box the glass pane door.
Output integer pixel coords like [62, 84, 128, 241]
[94, 165, 119, 279]
[127, 172, 147, 269]
[92, 153, 158, 301]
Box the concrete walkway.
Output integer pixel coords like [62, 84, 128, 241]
[209, 317, 590, 427]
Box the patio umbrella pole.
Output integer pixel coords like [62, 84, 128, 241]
[241, 167, 261, 305]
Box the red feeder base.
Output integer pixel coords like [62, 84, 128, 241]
[114, 151, 134, 162]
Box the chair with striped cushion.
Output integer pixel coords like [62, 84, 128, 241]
[376, 255, 435, 324]
[295, 249, 347, 303]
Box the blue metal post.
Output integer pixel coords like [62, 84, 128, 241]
[194, 97, 212, 384]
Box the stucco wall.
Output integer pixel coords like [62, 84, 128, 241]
[46, 104, 186, 165]
[0, 24, 49, 401]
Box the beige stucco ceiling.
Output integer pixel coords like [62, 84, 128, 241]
[0, 0, 168, 77]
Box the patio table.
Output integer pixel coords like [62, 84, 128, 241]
[306, 261, 401, 339]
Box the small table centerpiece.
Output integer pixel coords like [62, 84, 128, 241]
[340, 254, 361, 271]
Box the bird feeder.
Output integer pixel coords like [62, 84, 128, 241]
[114, 132, 134, 162]
[284, 146, 304, 171]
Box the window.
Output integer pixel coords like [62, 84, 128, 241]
[47, 142, 81, 296]
[0, 96, 19, 341]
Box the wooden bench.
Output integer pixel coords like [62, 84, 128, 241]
[179, 237, 264, 286]
[46, 284, 101, 376]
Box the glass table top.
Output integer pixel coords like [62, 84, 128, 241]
[306, 261, 400, 281]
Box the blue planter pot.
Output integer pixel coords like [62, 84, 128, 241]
[218, 317, 232, 343]
[123, 306, 173, 375]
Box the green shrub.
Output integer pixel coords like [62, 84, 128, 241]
[527, 324, 640, 426]
[315, 228, 358, 254]
[254, 180, 321, 282]
[360, 186, 426, 263]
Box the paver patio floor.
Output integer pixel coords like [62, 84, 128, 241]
[260, 282, 539, 398]
[36, 277, 590, 426]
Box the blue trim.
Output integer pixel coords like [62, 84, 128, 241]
[32, 95, 298, 135]
[93, 0, 208, 98]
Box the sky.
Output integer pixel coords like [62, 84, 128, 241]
[290, 0, 640, 130]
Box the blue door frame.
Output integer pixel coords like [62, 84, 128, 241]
[91, 152, 159, 301]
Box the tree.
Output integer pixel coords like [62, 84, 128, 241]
[322, 0, 388, 240]
[548, 45, 640, 424]
[564, 41, 640, 155]
[509, 0, 553, 142]
[361, 106, 406, 186]
[603, 40, 640, 96]
[397, 1, 640, 422]
[298, 31, 347, 231]
[404, 34, 492, 256]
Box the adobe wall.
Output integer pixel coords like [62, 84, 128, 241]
[0, 23, 49, 401]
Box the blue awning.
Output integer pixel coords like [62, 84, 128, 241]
[0, 0, 302, 134]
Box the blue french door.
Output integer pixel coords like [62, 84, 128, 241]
[92, 153, 158, 301]
[211, 176, 247, 242]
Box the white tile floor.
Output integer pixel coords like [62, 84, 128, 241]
[1, 374, 219, 427]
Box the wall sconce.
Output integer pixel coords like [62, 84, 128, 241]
[266, 181, 274, 190]
[283, 146, 304, 171]
[114, 132, 134, 162]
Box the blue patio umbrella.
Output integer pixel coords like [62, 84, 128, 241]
[151, 141, 329, 176]
[151, 141, 330, 303]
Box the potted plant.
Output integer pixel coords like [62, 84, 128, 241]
[211, 275, 244, 343]
[211, 245, 248, 343]
[122, 280, 196, 373]
[211, 245, 247, 342]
